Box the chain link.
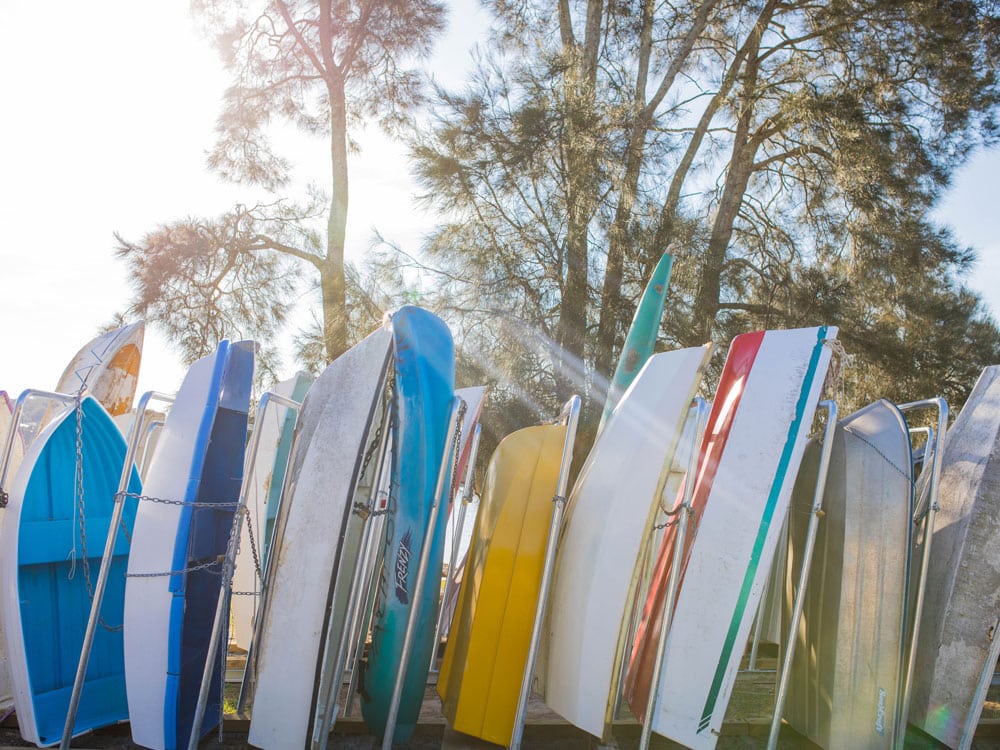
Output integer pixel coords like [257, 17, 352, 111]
[450, 394, 469, 497]
[71, 395, 124, 631]
[352, 370, 394, 521]
[653, 505, 695, 531]
[360, 419, 385, 485]
[126, 556, 227, 578]
[74, 393, 87, 579]
[352, 422, 386, 521]
[122, 489, 243, 579]
[241, 505, 264, 582]
[116, 490, 240, 510]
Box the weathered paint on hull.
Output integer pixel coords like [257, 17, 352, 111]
[784, 399, 913, 749]
[908, 365, 1000, 749]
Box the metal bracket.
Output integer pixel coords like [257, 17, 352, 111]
[60, 389, 176, 749]
[766, 399, 838, 750]
[509, 394, 582, 750]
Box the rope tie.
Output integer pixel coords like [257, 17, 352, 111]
[821, 337, 849, 404]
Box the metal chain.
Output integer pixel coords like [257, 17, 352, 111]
[126, 556, 227, 578]
[126, 483, 245, 581]
[652, 517, 681, 530]
[72, 395, 123, 631]
[356, 503, 393, 518]
[352, 369, 394, 520]
[444, 396, 467, 504]
[218, 475, 252, 745]
[74, 394, 87, 577]
[652, 501, 689, 530]
[116, 490, 240, 510]
[360, 418, 386, 484]
[241, 505, 264, 582]
[352, 421, 386, 521]
[843, 423, 915, 487]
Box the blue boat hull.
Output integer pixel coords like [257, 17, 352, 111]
[2, 396, 139, 746]
[361, 306, 454, 743]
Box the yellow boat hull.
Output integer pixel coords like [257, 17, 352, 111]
[437, 423, 565, 745]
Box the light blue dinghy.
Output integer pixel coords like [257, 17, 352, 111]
[123, 340, 254, 750]
[0, 396, 140, 746]
[361, 306, 455, 743]
[262, 371, 314, 563]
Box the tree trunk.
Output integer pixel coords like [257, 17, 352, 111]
[689, 8, 773, 345]
[594, 0, 720, 381]
[554, 0, 603, 403]
[323, 61, 350, 360]
[651, 16, 758, 258]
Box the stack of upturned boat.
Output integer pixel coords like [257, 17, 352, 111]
[6, 304, 1000, 750]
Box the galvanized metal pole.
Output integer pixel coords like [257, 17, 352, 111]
[895, 397, 948, 750]
[137, 419, 165, 478]
[908, 426, 934, 476]
[380, 397, 464, 750]
[344, 444, 394, 716]
[59, 390, 175, 749]
[187, 392, 301, 750]
[747, 577, 770, 671]
[767, 400, 838, 750]
[747, 516, 788, 673]
[509, 395, 581, 750]
[637, 398, 709, 750]
[0, 389, 77, 493]
[430, 422, 482, 670]
[236, 393, 310, 714]
[313, 397, 395, 750]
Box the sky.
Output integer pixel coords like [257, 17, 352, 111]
[0, 2, 998, 400]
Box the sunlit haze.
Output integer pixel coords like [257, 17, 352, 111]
[0, 2, 996, 400]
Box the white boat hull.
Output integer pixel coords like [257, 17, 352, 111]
[649, 326, 835, 750]
[248, 328, 392, 750]
[541, 346, 711, 739]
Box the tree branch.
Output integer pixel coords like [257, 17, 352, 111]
[249, 235, 325, 271]
[275, 0, 333, 83]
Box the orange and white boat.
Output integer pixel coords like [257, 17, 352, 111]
[55, 321, 145, 416]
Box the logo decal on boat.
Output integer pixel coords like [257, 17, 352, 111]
[624, 348, 641, 374]
[395, 529, 412, 604]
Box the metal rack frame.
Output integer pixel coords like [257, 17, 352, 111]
[894, 398, 948, 750]
[187, 391, 303, 749]
[637, 397, 710, 750]
[508, 394, 581, 750]
[380, 396, 465, 750]
[765, 400, 838, 750]
[430, 423, 483, 671]
[59, 390, 176, 749]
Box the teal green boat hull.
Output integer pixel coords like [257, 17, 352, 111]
[600, 252, 672, 428]
[360, 306, 455, 743]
